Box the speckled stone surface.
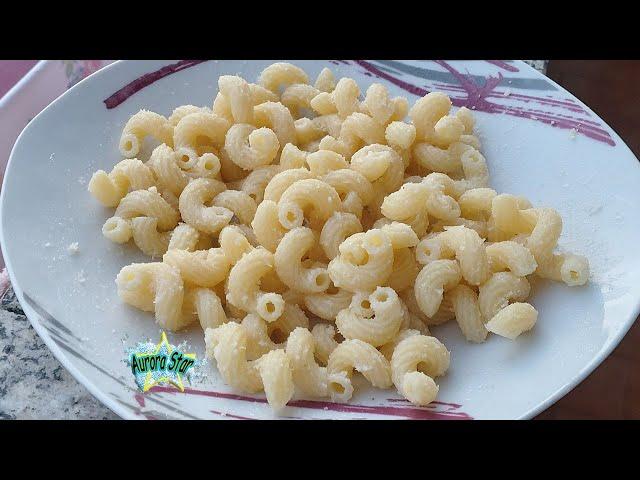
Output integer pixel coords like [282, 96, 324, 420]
[0, 60, 548, 420]
[0, 289, 118, 419]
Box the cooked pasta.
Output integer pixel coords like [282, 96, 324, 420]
[92, 63, 589, 413]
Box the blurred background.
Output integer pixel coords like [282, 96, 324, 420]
[0, 60, 638, 419]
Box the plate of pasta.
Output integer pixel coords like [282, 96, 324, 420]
[2, 60, 640, 420]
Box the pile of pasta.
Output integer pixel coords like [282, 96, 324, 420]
[89, 62, 589, 411]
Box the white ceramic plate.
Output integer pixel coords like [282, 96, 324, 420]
[2, 60, 639, 420]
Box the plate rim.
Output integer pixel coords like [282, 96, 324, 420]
[2, 59, 639, 420]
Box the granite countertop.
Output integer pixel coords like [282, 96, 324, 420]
[0, 289, 118, 419]
[0, 60, 550, 420]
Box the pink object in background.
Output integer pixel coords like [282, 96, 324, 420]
[0, 61, 38, 97]
[0, 60, 112, 272]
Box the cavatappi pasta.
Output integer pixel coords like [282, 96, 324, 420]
[90, 62, 589, 413]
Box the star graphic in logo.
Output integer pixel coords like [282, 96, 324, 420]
[129, 331, 197, 393]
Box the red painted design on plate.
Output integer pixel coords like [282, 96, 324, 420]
[103, 60, 207, 109]
[147, 386, 473, 420]
[353, 60, 615, 146]
[485, 60, 519, 72]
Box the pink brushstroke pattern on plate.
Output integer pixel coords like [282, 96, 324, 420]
[352, 60, 615, 146]
[143, 386, 473, 420]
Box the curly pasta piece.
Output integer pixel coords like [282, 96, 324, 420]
[219, 225, 253, 264]
[167, 223, 199, 251]
[212, 92, 233, 123]
[226, 247, 285, 322]
[520, 208, 563, 263]
[218, 75, 253, 124]
[258, 62, 309, 93]
[456, 106, 475, 133]
[341, 191, 364, 218]
[535, 252, 589, 286]
[449, 284, 487, 343]
[163, 247, 230, 288]
[491, 195, 562, 263]
[264, 168, 313, 203]
[211, 189, 257, 225]
[490, 194, 536, 235]
[116, 262, 193, 331]
[88, 159, 155, 207]
[217, 148, 247, 183]
[119, 110, 174, 158]
[253, 101, 297, 148]
[224, 123, 280, 170]
[313, 114, 343, 139]
[178, 178, 233, 234]
[281, 84, 321, 118]
[332, 77, 361, 118]
[279, 143, 308, 169]
[319, 212, 363, 260]
[310, 92, 338, 116]
[130, 217, 170, 257]
[385, 121, 416, 151]
[183, 152, 221, 179]
[294, 117, 322, 145]
[387, 247, 420, 292]
[412, 142, 461, 174]
[286, 327, 329, 397]
[204, 322, 263, 393]
[409, 92, 452, 143]
[314, 67, 336, 92]
[241, 314, 285, 360]
[353, 145, 404, 209]
[114, 188, 179, 231]
[362, 83, 395, 125]
[390, 97, 409, 121]
[421, 174, 462, 221]
[168, 105, 209, 126]
[381, 182, 429, 223]
[322, 168, 374, 207]
[173, 111, 230, 168]
[311, 324, 339, 365]
[327, 339, 392, 402]
[485, 303, 538, 339]
[486, 241, 537, 276]
[478, 271, 531, 323]
[437, 225, 489, 285]
[254, 349, 294, 411]
[239, 165, 281, 204]
[379, 221, 419, 248]
[399, 286, 453, 326]
[336, 286, 403, 346]
[328, 229, 394, 292]
[147, 144, 190, 197]
[458, 188, 497, 220]
[190, 287, 228, 330]
[277, 179, 342, 230]
[414, 259, 462, 317]
[391, 335, 450, 406]
[317, 135, 353, 159]
[267, 302, 309, 341]
[459, 148, 490, 189]
[339, 112, 386, 150]
[306, 150, 348, 176]
[102, 216, 133, 244]
[251, 200, 289, 252]
[431, 115, 465, 147]
[379, 328, 421, 360]
[274, 227, 330, 293]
